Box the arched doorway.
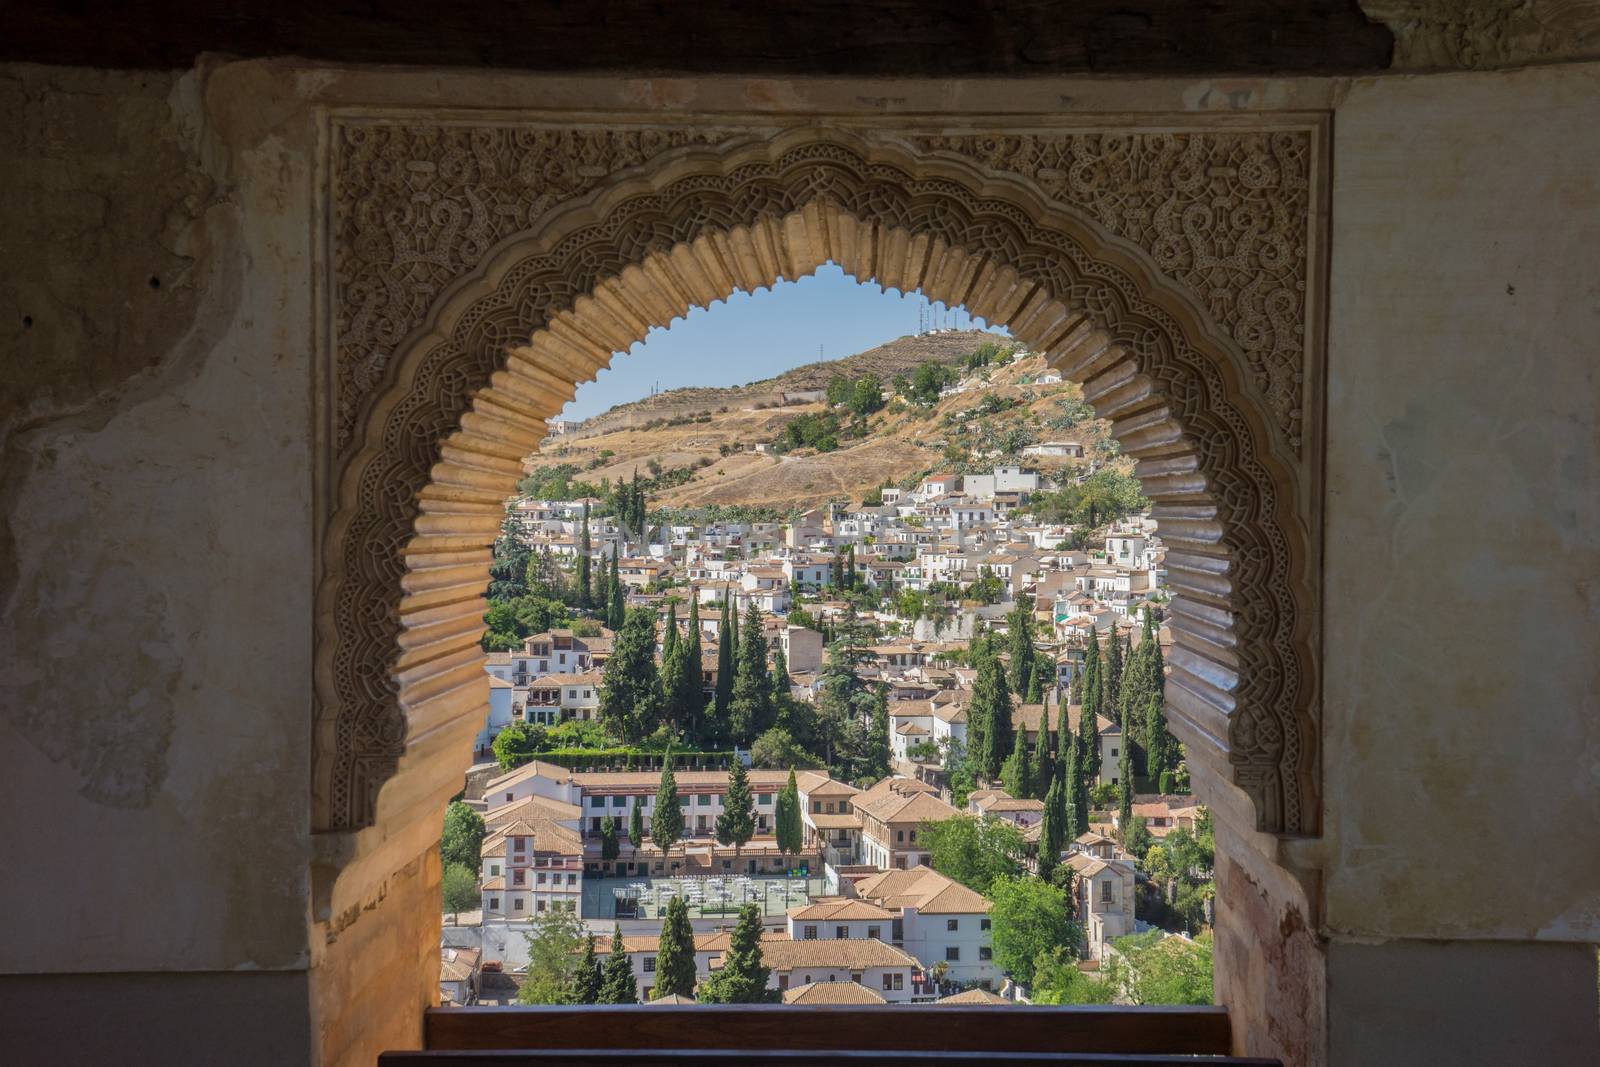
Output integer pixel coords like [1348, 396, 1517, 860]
[312, 122, 1326, 1063]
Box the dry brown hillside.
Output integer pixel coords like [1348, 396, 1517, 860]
[524, 333, 1122, 512]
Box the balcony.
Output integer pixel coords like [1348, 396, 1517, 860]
[381, 1005, 1275, 1065]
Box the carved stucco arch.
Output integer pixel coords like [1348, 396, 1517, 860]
[314, 123, 1322, 896]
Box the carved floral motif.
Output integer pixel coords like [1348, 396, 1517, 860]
[321, 121, 1322, 841]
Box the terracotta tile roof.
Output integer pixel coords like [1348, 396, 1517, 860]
[783, 981, 888, 1004]
[649, 993, 698, 1004]
[760, 938, 918, 971]
[480, 877, 505, 891]
[854, 865, 991, 916]
[787, 899, 894, 922]
[937, 988, 1011, 1005]
[807, 813, 863, 830]
[485, 793, 582, 823]
[858, 785, 958, 827]
[795, 772, 860, 797]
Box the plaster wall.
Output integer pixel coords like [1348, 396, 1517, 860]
[0, 64, 317, 976]
[2, 55, 1598, 1067]
[1322, 62, 1600, 944]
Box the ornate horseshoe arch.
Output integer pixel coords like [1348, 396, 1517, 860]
[314, 118, 1326, 884]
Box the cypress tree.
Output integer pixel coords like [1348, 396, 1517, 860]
[711, 595, 735, 746]
[729, 601, 772, 744]
[606, 553, 625, 629]
[653, 895, 697, 999]
[696, 903, 774, 1003]
[1038, 772, 1067, 882]
[769, 643, 790, 705]
[974, 642, 1014, 781]
[652, 751, 684, 856]
[599, 924, 639, 1004]
[577, 504, 593, 609]
[845, 545, 857, 589]
[598, 605, 661, 744]
[683, 598, 706, 743]
[1007, 592, 1037, 695]
[1026, 658, 1046, 704]
[628, 796, 645, 852]
[575, 933, 601, 1004]
[599, 814, 619, 861]
[1119, 735, 1135, 827]
[1061, 720, 1082, 842]
[1102, 630, 1125, 724]
[866, 681, 891, 779]
[1080, 628, 1101, 738]
[662, 602, 678, 661]
[775, 768, 802, 860]
[1071, 729, 1090, 836]
[1082, 690, 1102, 786]
[1033, 700, 1056, 799]
[715, 760, 756, 857]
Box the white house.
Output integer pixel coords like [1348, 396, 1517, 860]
[851, 866, 998, 989]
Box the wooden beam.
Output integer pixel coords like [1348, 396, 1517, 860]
[424, 1005, 1234, 1056]
[383, 1052, 1281, 1066]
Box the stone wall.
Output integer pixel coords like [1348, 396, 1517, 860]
[1, 57, 1597, 1067]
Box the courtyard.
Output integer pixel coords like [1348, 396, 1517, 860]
[582, 873, 826, 921]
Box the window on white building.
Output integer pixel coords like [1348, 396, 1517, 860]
[835, 926, 848, 939]
[980, 947, 993, 960]
[803, 926, 818, 940]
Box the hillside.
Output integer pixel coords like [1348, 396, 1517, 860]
[569, 330, 995, 438]
[525, 332, 1123, 512]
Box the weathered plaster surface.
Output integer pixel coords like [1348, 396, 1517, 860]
[1363, 0, 1600, 70]
[1324, 61, 1600, 942]
[0, 63, 316, 973]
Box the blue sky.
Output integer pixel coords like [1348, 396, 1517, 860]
[562, 263, 1008, 419]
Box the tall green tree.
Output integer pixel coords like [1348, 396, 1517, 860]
[1026, 659, 1047, 704]
[696, 903, 776, 1003]
[1082, 696, 1102, 785]
[1007, 592, 1037, 695]
[441, 801, 486, 871]
[575, 933, 602, 1004]
[662, 602, 678, 661]
[599, 813, 620, 861]
[922, 813, 1026, 894]
[1032, 702, 1056, 799]
[1002, 730, 1034, 800]
[1080, 628, 1101, 737]
[1102, 631, 1124, 725]
[1119, 736, 1135, 828]
[660, 605, 699, 739]
[729, 601, 772, 744]
[712, 595, 736, 744]
[864, 681, 892, 780]
[683, 597, 707, 741]
[1061, 721, 1083, 843]
[441, 863, 479, 922]
[988, 875, 1080, 987]
[653, 895, 698, 999]
[715, 759, 756, 857]
[598, 924, 639, 1004]
[628, 796, 645, 851]
[518, 907, 588, 1004]
[598, 605, 662, 744]
[1038, 772, 1068, 882]
[652, 752, 684, 856]
[769, 643, 790, 706]
[606, 553, 625, 629]
[1070, 729, 1090, 836]
[576, 503, 593, 609]
[774, 768, 803, 859]
[972, 640, 1015, 781]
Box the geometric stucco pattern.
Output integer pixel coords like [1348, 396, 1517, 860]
[319, 120, 1323, 844]
[911, 132, 1312, 455]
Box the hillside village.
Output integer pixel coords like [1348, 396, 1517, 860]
[439, 338, 1215, 1010]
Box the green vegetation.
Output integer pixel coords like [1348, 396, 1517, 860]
[773, 410, 842, 453]
[441, 863, 479, 920]
[599, 605, 662, 744]
[517, 907, 590, 1004]
[775, 769, 803, 858]
[1031, 948, 1116, 1004]
[651, 752, 685, 856]
[697, 904, 777, 1003]
[1104, 931, 1213, 1005]
[653, 896, 698, 999]
[1030, 468, 1148, 528]
[987, 874, 1080, 987]
[440, 801, 486, 871]
[921, 813, 1027, 894]
[599, 924, 640, 1004]
[715, 759, 756, 855]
